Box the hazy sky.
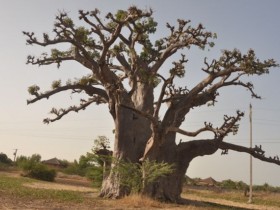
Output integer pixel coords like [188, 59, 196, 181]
[1, 0, 280, 186]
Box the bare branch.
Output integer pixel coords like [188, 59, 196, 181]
[168, 111, 243, 140]
[219, 142, 280, 166]
[167, 126, 214, 137]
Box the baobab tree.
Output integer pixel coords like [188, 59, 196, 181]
[24, 7, 279, 202]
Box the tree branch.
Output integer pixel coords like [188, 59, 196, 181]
[167, 126, 217, 137]
[219, 142, 280, 166]
[177, 139, 220, 161]
[168, 111, 243, 140]
[27, 84, 108, 104]
[151, 20, 214, 73]
[43, 98, 97, 124]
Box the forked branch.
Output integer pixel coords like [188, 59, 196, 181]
[168, 111, 243, 139]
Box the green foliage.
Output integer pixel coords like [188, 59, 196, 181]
[63, 158, 89, 177]
[235, 181, 248, 190]
[142, 160, 174, 181]
[27, 163, 56, 181]
[28, 85, 40, 95]
[115, 159, 174, 193]
[0, 152, 13, 165]
[218, 179, 248, 190]
[253, 183, 280, 192]
[16, 154, 56, 182]
[62, 136, 112, 188]
[51, 80, 62, 89]
[16, 154, 41, 171]
[137, 17, 158, 34]
[75, 26, 91, 44]
[219, 179, 240, 190]
[63, 161, 82, 175]
[93, 136, 111, 152]
[85, 165, 103, 188]
[139, 68, 161, 87]
[115, 10, 128, 21]
[62, 17, 74, 28]
[115, 160, 141, 192]
[169, 63, 185, 78]
[76, 75, 98, 86]
[51, 49, 66, 59]
[0, 174, 84, 202]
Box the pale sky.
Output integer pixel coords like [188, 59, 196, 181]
[1, 0, 280, 186]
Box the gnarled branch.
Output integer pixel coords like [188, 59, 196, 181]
[219, 142, 280, 166]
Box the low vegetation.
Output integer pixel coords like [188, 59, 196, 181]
[1, 148, 280, 209]
[16, 154, 56, 181]
[0, 174, 83, 202]
[1, 171, 279, 209]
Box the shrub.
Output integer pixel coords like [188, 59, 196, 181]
[115, 159, 174, 193]
[0, 153, 13, 165]
[220, 179, 238, 190]
[86, 166, 103, 188]
[16, 154, 56, 182]
[27, 163, 56, 182]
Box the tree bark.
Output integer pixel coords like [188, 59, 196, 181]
[143, 135, 219, 203]
[100, 83, 153, 198]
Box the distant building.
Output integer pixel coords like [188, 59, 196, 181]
[197, 177, 217, 186]
[42, 157, 63, 168]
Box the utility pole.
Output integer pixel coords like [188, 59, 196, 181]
[13, 149, 18, 162]
[248, 104, 253, 203]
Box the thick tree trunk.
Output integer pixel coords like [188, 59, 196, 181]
[143, 134, 219, 203]
[100, 83, 153, 198]
[100, 106, 150, 198]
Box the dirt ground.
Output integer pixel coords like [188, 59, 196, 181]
[1, 171, 280, 210]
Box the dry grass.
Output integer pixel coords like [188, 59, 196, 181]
[183, 188, 280, 210]
[1, 170, 280, 210]
[116, 194, 166, 208]
[113, 194, 219, 210]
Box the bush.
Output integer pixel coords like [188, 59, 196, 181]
[86, 166, 103, 188]
[0, 162, 10, 170]
[16, 154, 56, 182]
[115, 159, 174, 193]
[220, 179, 238, 190]
[27, 163, 56, 182]
[0, 153, 13, 165]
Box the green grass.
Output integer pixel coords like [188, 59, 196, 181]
[0, 174, 84, 202]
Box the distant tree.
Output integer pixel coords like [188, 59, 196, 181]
[24, 6, 279, 202]
[59, 159, 70, 168]
[85, 136, 112, 187]
[16, 154, 56, 181]
[16, 154, 41, 171]
[90, 136, 112, 178]
[63, 136, 112, 187]
[0, 153, 13, 165]
[29, 154, 41, 163]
